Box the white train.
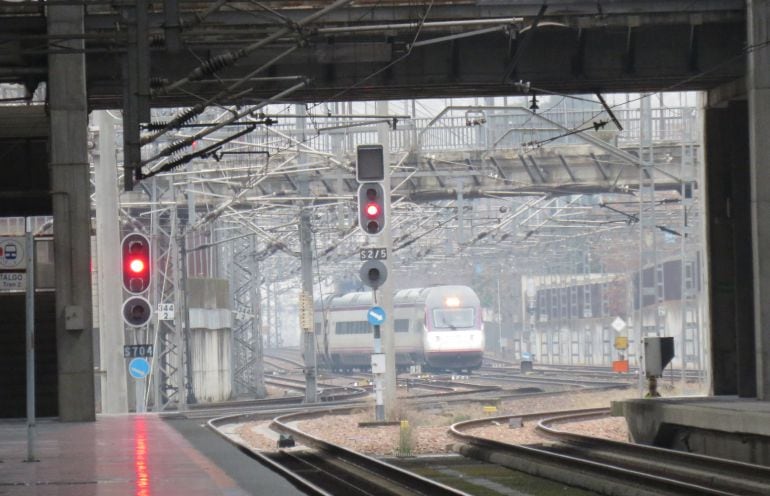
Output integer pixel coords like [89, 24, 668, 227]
[314, 285, 484, 373]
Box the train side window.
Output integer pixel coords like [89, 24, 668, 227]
[335, 321, 370, 334]
[394, 319, 409, 333]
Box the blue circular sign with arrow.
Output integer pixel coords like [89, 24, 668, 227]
[128, 357, 150, 379]
[367, 306, 386, 326]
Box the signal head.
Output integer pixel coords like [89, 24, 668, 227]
[365, 202, 380, 218]
[122, 296, 152, 327]
[357, 183, 386, 235]
[129, 258, 145, 274]
[360, 260, 388, 289]
[122, 233, 151, 294]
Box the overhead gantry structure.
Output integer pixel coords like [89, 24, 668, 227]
[0, 1, 750, 417]
[0, 0, 744, 190]
[96, 95, 700, 405]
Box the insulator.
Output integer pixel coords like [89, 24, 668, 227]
[174, 106, 204, 127]
[163, 139, 191, 157]
[145, 106, 202, 135]
[144, 121, 170, 131]
[149, 33, 165, 47]
[196, 53, 236, 79]
[149, 77, 168, 88]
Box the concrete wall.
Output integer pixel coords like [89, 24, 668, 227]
[531, 299, 704, 372]
[187, 278, 232, 402]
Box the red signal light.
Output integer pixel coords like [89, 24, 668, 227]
[357, 182, 385, 235]
[122, 233, 151, 294]
[365, 202, 380, 218]
[129, 258, 146, 274]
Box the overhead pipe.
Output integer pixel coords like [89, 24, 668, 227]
[316, 17, 523, 34]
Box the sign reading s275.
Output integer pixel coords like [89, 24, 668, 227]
[359, 248, 387, 260]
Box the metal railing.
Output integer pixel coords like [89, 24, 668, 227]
[221, 104, 700, 159]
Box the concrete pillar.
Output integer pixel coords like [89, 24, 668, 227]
[297, 105, 317, 403]
[705, 102, 754, 397]
[48, 5, 95, 420]
[94, 111, 128, 413]
[376, 100, 398, 420]
[748, 0, 770, 400]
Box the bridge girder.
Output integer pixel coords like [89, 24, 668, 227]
[0, 2, 746, 107]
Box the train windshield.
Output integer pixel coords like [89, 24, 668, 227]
[432, 308, 475, 329]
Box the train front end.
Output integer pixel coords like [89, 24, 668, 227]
[422, 286, 484, 372]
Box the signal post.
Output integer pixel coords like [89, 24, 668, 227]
[121, 233, 153, 412]
[356, 138, 397, 421]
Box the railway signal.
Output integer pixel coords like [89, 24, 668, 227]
[360, 259, 388, 289]
[357, 183, 386, 235]
[356, 144, 384, 182]
[122, 296, 152, 327]
[121, 233, 152, 327]
[122, 233, 151, 294]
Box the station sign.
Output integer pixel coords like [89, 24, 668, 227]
[0, 237, 26, 270]
[0, 271, 26, 291]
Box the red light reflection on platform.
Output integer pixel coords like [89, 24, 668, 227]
[134, 416, 151, 496]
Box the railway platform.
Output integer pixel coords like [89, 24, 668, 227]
[617, 396, 770, 465]
[0, 414, 304, 495]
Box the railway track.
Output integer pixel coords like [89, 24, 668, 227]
[451, 408, 770, 496]
[483, 355, 706, 382]
[264, 353, 306, 372]
[210, 407, 471, 496]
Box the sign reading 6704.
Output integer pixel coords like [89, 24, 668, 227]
[359, 248, 387, 261]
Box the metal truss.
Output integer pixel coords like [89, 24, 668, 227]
[226, 233, 267, 398]
[97, 94, 708, 387]
[148, 178, 184, 410]
[637, 96, 663, 355]
[679, 109, 704, 382]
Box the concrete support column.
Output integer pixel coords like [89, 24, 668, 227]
[48, 5, 95, 421]
[297, 105, 317, 403]
[705, 102, 754, 397]
[376, 100, 397, 420]
[748, 0, 770, 400]
[95, 112, 128, 413]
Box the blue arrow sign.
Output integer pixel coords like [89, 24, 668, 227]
[128, 357, 150, 379]
[367, 306, 386, 326]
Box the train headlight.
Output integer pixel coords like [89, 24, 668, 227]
[445, 296, 460, 307]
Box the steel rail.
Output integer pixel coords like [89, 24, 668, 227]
[537, 409, 770, 496]
[449, 408, 750, 496]
[270, 407, 471, 496]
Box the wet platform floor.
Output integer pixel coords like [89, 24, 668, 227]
[0, 414, 303, 495]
